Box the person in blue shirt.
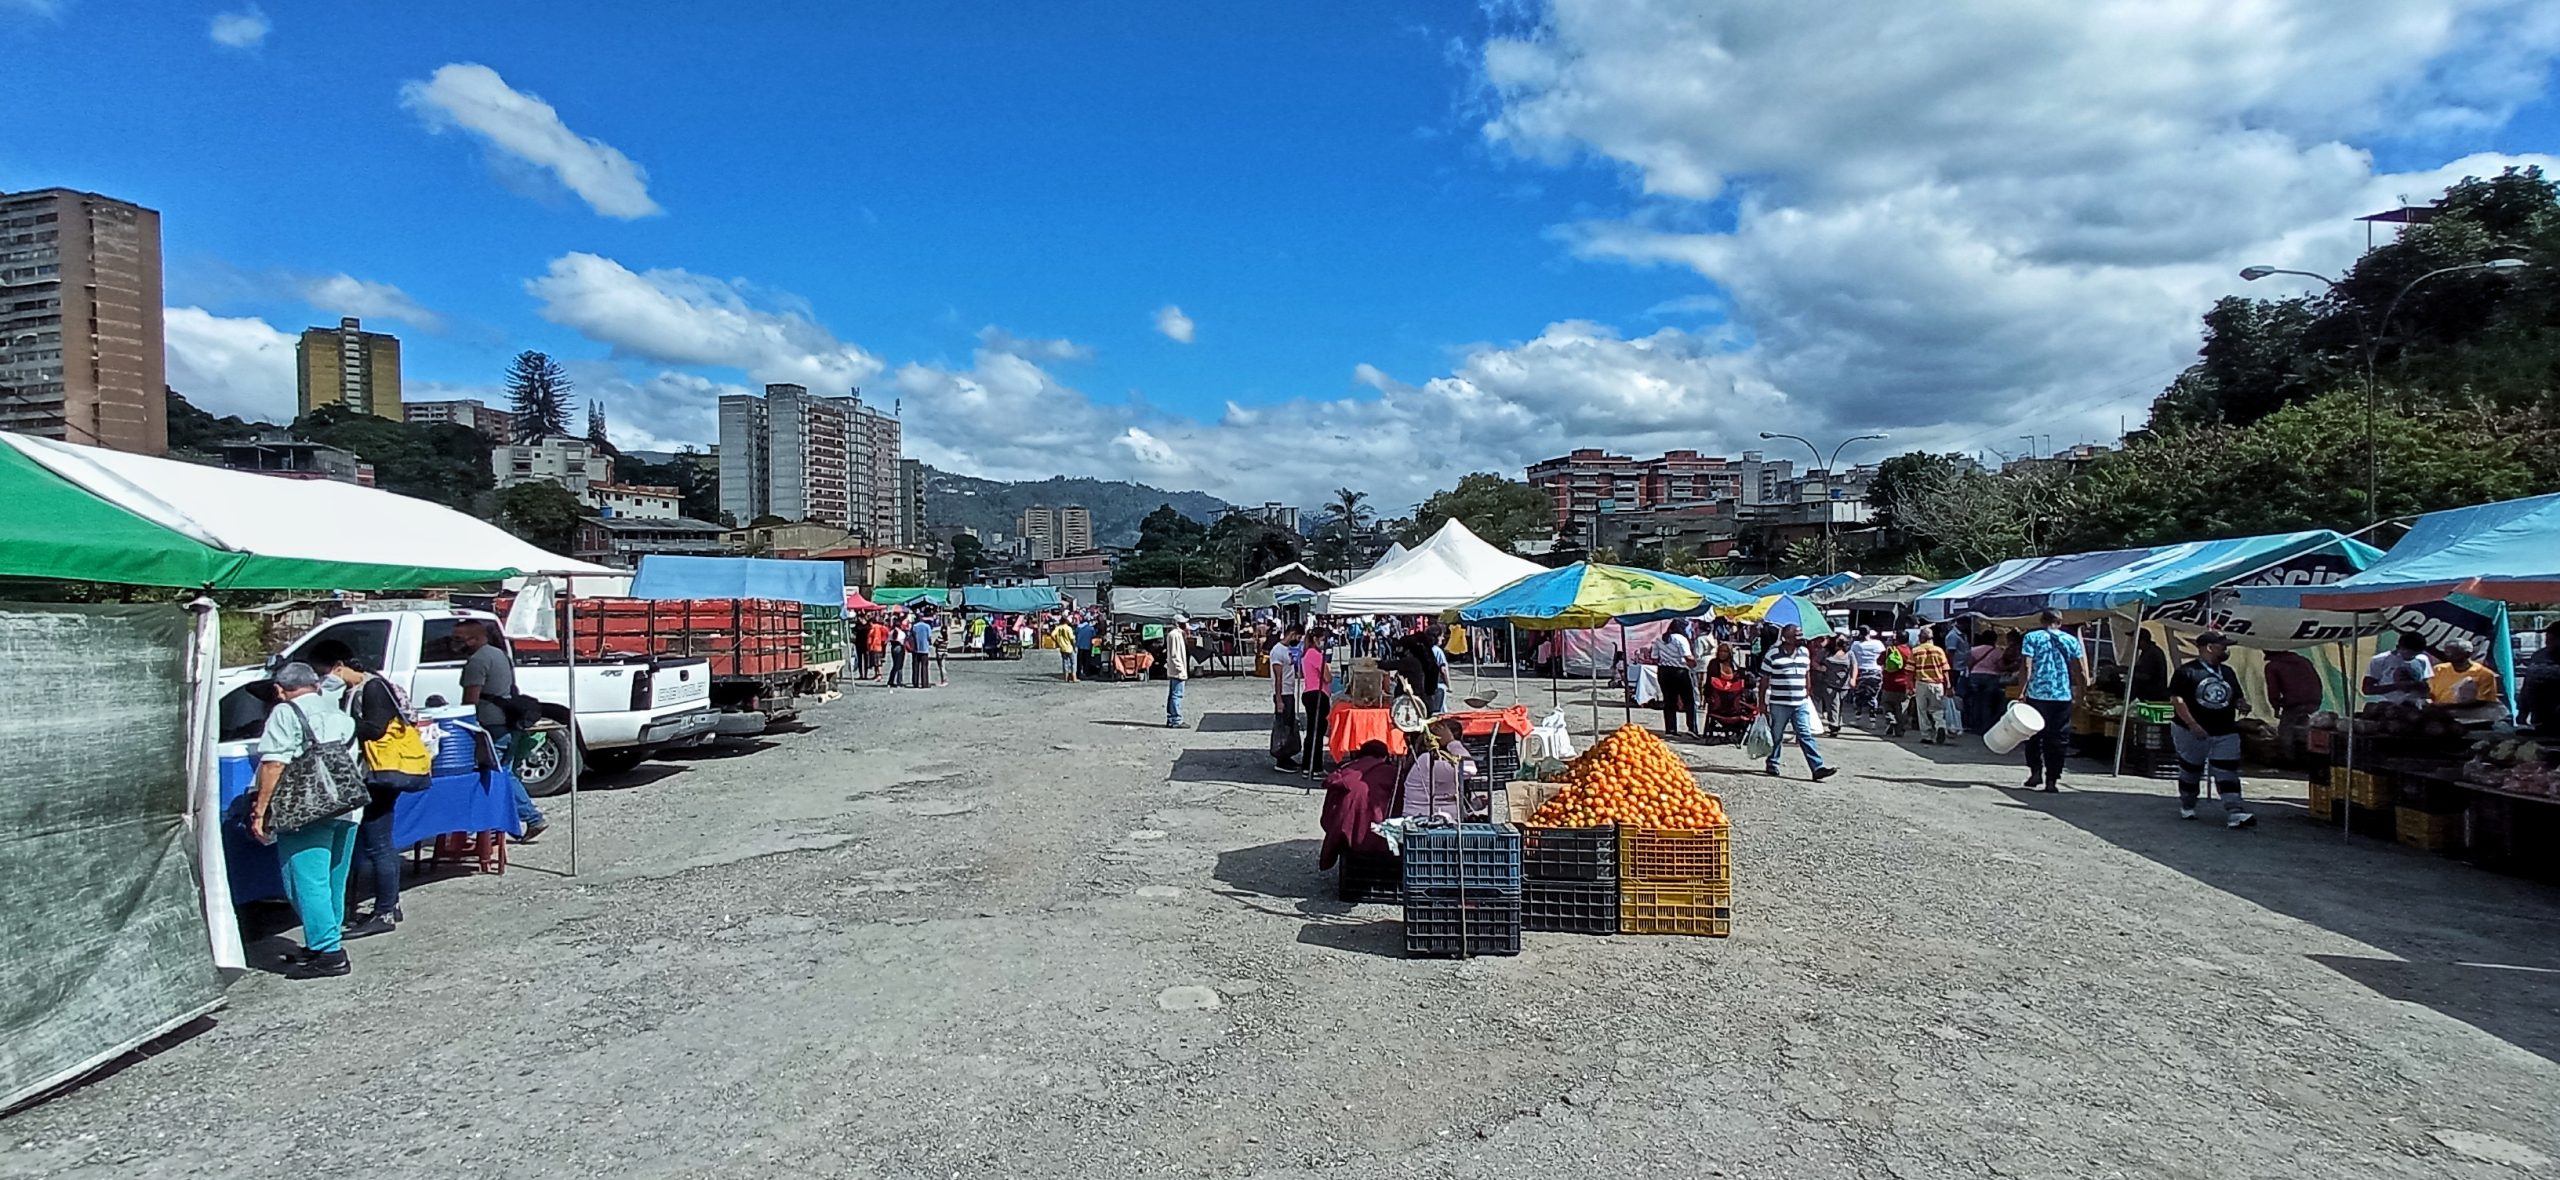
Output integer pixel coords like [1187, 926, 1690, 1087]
[2016, 608, 2087, 792]
[1072, 615, 1099, 681]
[907, 612, 935, 688]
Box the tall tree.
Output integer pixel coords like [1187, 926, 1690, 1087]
[945, 532, 987, 587]
[585, 399, 609, 450]
[1405, 473, 1553, 552]
[506, 350, 573, 441]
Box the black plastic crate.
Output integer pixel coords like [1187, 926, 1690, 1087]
[1521, 825, 1618, 881]
[2124, 747, 2185, 781]
[1403, 888, 1522, 957]
[1400, 823, 1523, 893]
[1337, 850, 1401, 903]
[1522, 879, 1617, 934]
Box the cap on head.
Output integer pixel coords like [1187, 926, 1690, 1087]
[2197, 630, 2232, 648]
[273, 661, 322, 691]
[1173, 613, 1189, 624]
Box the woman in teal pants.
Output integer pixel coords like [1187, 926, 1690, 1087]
[248, 662, 364, 979]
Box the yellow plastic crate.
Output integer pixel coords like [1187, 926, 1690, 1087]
[2396, 807, 2459, 853]
[1616, 825, 1732, 884]
[2306, 775, 2339, 820]
[1618, 881, 1732, 937]
[2325, 767, 2392, 809]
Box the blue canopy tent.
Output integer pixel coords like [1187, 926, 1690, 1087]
[960, 585, 1063, 614]
[630, 555, 846, 606]
[1757, 572, 1856, 597]
[2290, 491, 2560, 611]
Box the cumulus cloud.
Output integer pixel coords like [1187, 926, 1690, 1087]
[526, 252, 882, 391]
[1, 0, 64, 17]
[1153, 304, 1196, 344]
[208, 5, 268, 48]
[297, 273, 445, 332]
[164, 307, 295, 422]
[1479, 0, 2560, 455]
[399, 63, 663, 219]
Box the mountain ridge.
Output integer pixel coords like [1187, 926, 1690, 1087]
[922, 466, 1234, 548]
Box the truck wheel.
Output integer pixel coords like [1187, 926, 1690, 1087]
[585, 749, 646, 776]
[517, 734, 581, 797]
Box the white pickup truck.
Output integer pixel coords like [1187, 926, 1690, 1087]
[217, 606, 718, 795]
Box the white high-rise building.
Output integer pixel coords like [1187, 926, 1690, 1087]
[719, 383, 850, 529]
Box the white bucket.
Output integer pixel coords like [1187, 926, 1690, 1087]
[1982, 700, 2045, 755]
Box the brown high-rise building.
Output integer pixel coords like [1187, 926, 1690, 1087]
[1058, 505, 1093, 555]
[297, 316, 402, 418]
[0, 188, 167, 455]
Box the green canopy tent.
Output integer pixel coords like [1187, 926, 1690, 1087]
[0, 433, 605, 1110]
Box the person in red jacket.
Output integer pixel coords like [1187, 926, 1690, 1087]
[1879, 638, 1915, 737]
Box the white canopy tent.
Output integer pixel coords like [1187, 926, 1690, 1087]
[1317, 519, 1545, 614]
[1110, 586, 1236, 621]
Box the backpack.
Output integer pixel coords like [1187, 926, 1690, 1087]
[1882, 647, 1907, 673]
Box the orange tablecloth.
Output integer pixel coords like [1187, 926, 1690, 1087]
[1325, 704, 1530, 762]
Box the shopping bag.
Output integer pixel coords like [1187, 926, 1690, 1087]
[1940, 697, 1964, 735]
[1743, 714, 1776, 761]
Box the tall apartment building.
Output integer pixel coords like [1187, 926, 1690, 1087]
[847, 397, 902, 544]
[404, 397, 514, 444]
[1730, 450, 1795, 507]
[896, 458, 927, 549]
[1058, 505, 1093, 555]
[0, 188, 166, 454]
[296, 316, 401, 418]
[1019, 506, 1057, 561]
[718, 383, 850, 530]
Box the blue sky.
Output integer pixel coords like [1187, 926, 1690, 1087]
[7, 1, 2557, 505]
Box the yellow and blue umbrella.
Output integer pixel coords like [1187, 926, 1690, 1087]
[1453, 562, 1755, 630]
[1715, 592, 1835, 637]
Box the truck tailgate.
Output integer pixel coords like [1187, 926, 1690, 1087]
[653, 662, 714, 710]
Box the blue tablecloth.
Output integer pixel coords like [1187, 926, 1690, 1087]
[219, 727, 525, 905]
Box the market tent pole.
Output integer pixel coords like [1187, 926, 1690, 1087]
[1508, 622, 1520, 703]
[2111, 604, 2151, 777]
[183, 594, 245, 971]
[565, 590, 581, 878]
[2342, 613, 2363, 842]
[1619, 621, 1634, 728]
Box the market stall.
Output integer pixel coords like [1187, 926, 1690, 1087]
[1229, 562, 1336, 612]
[1316, 519, 1544, 616]
[0, 432, 606, 1110]
[959, 585, 1063, 614]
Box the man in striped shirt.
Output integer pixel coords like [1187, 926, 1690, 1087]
[1758, 625, 1839, 781]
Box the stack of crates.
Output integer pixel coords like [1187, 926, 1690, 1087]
[1399, 824, 1522, 957]
[1519, 825, 1617, 935]
[2122, 719, 2182, 780]
[1616, 825, 1732, 937]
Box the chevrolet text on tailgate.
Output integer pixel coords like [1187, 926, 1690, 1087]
[215, 606, 718, 796]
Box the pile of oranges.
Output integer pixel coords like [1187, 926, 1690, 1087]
[1527, 724, 1728, 830]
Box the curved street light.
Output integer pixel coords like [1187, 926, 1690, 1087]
[2241, 257, 2529, 523]
[1758, 430, 1888, 574]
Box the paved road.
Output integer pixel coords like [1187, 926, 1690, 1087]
[6, 657, 2557, 1178]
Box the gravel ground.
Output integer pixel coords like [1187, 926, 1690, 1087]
[6, 657, 2558, 1179]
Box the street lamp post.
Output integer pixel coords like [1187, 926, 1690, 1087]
[1758, 430, 1887, 574]
[2241, 258, 2528, 524]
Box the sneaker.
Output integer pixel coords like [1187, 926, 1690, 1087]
[2179, 804, 2198, 820]
[1763, 766, 1782, 777]
[1811, 766, 1839, 782]
[2022, 774, 2042, 791]
[2039, 783, 2060, 794]
[343, 912, 398, 940]
[286, 949, 350, 979]
[518, 821, 548, 844]
[2226, 810, 2257, 829]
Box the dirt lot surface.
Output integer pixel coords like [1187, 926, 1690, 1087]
[6, 657, 2557, 1178]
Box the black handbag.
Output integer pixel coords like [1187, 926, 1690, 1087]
[265, 701, 369, 833]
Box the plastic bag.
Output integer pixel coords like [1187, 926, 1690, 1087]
[1744, 714, 1776, 761]
[1525, 709, 1576, 761]
[1941, 697, 1964, 735]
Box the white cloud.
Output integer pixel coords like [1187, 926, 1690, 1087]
[526, 252, 882, 391]
[1153, 304, 1196, 344]
[207, 5, 268, 49]
[1, 0, 65, 17]
[398, 63, 663, 219]
[297, 274, 445, 332]
[1476, 0, 2560, 456]
[164, 307, 295, 422]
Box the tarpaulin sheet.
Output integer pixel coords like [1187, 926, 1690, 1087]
[630, 555, 847, 607]
[2279, 491, 2560, 609]
[960, 586, 1061, 613]
[1915, 530, 2373, 622]
[1, 603, 222, 1111]
[1111, 587, 1234, 621]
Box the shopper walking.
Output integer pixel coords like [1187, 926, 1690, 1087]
[1909, 626, 1954, 745]
[1270, 623, 1306, 772]
[1962, 627, 2009, 736]
[246, 662, 365, 979]
[1757, 625, 1837, 782]
[1849, 628, 1886, 719]
[887, 611, 909, 687]
[2170, 631, 2255, 827]
[1164, 614, 1191, 728]
[2016, 608, 2087, 792]
[906, 611, 935, 688]
[1816, 636, 1855, 737]
[1049, 615, 1078, 681]
[1650, 619, 1700, 738]
[1299, 627, 1333, 777]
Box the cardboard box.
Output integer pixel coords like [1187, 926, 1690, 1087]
[1506, 781, 1564, 826]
